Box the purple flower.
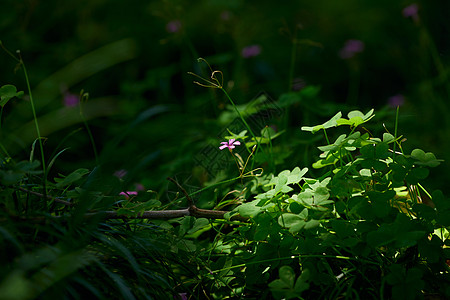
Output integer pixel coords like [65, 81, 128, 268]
[134, 183, 145, 191]
[63, 92, 79, 107]
[114, 169, 127, 179]
[388, 94, 405, 108]
[241, 45, 261, 58]
[166, 20, 182, 33]
[219, 139, 240, 150]
[119, 191, 138, 199]
[403, 3, 419, 21]
[176, 293, 188, 300]
[339, 39, 365, 59]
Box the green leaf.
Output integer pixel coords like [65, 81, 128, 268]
[304, 219, 320, 230]
[187, 218, 210, 234]
[289, 201, 304, 214]
[237, 200, 264, 218]
[360, 144, 375, 158]
[294, 269, 310, 293]
[367, 190, 396, 218]
[287, 167, 308, 184]
[0, 85, 24, 107]
[405, 167, 429, 185]
[312, 155, 338, 169]
[418, 235, 442, 263]
[0, 160, 42, 185]
[314, 186, 330, 204]
[394, 231, 426, 248]
[54, 168, 90, 188]
[375, 142, 390, 159]
[330, 220, 356, 238]
[301, 112, 342, 133]
[336, 109, 375, 127]
[410, 149, 443, 167]
[296, 191, 314, 206]
[269, 266, 306, 299]
[386, 265, 425, 300]
[278, 212, 307, 234]
[279, 266, 295, 288]
[383, 132, 395, 143]
[367, 226, 395, 247]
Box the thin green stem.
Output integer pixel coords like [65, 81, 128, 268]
[323, 128, 331, 145]
[80, 92, 99, 164]
[220, 88, 268, 160]
[393, 105, 399, 159]
[210, 253, 380, 274]
[20, 54, 47, 198]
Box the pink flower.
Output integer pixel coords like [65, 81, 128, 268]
[219, 139, 240, 150]
[339, 39, 365, 59]
[114, 169, 127, 179]
[403, 4, 419, 21]
[63, 92, 79, 107]
[177, 293, 188, 300]
[119, 191, 138, 199]
[166, 20, 182, 33]
[241, 45, 261, 58]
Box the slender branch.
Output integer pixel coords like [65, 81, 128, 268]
[5, 178, 248, 222]
[90, 206, 247, 221]
[165, 177, 247, 221]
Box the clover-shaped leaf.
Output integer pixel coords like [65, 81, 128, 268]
[287, 167, 308, 184]
[336, 109, 375, 127]
[269, 265, 295, 290]
[237, 200, 264, 218]
[410, 149, 443, 167]
[0, 84, 24, 107]
[278, 212, 307, 234]
[301, 112, 342, 133]
[225, 129, 248, 141]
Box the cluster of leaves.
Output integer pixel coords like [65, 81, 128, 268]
[190, 110, 450, 299]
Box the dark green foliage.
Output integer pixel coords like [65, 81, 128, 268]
[1, 1, 450, 298]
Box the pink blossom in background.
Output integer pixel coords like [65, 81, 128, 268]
[402, 3, 419, 21]
[339, 39, 365, 59]
[134, 183, 145, 192]
[114, 169, 127, 179]
[241, 45, 261, 58]
[119, 191, 138, 199]
[219, 139, 240, 150]
[178, 293, 188, 300]
[292, 78, 306, 91]
[63, 92, 79, 107]
[388, 94, 405, 108]
[166, 20, 182, 33]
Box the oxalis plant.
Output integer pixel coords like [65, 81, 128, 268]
[186, 60, 450, 299]
[218, 110, 450, 299]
